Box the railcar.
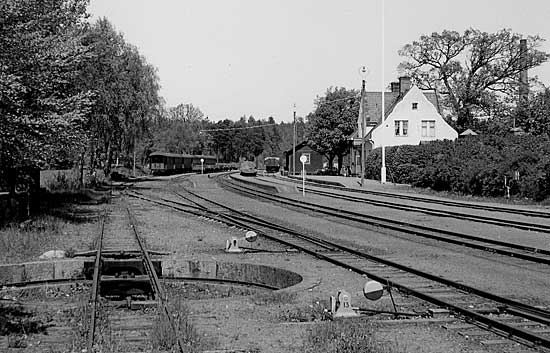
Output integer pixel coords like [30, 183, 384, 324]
[149, 152, 218, 175]
[264, 157, 280, 173]
[240, 160, 257, 177]
[149, 152, 192, 175]
[191, 155, 217, 173]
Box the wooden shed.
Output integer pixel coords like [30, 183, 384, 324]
[284, 141, 324, 175]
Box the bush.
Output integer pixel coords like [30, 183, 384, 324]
[364, 135, 550, 201]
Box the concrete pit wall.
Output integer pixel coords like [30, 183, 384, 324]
[162, 259, 303, 290]
[0, 259, 303, 291]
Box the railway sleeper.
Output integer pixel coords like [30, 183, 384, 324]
[100, 275, 153, 300]
[84, 258, 162, 278]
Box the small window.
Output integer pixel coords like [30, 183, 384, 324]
[412, 102, 418, 110]
[421, 120, 436, 137]
[394, 120, 409, 136]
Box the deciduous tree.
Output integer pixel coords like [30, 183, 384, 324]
[305, 87, 359, 171]
[399, 29, 549, 130]
[518, 88, 550, 136]
[0, 0, 93, 171]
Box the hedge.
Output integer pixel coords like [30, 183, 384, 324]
[364, 135, 550, 201]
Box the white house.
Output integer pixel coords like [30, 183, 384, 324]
[348, 76, 458, 175]
[369, 85, 458, 148]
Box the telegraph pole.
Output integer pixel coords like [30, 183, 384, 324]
[360, 78, 366, 187]
[292, 103, 296, 176]
[359, 66, 369, 187]
[380, 0, 387, 183]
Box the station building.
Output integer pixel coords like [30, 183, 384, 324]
[349, 76, 458, 176]
[284, 141, 324, 175]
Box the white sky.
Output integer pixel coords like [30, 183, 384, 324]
[88, 0, 550, 122]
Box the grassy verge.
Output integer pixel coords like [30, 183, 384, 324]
[0, 216, 76, 263]
[301, 319, 403, 353]
[151, 299, 215, 352]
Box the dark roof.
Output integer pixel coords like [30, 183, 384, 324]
[149, 152, 215, 159]
[283, 141, 317, 155]
[363, 89, 441, 124]
[149, 152, 192, 158]
[192, 155, 217, 159]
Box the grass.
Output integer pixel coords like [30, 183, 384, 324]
[151, 299, 214, 353]
[250, 290, 297, 305]
[0, 216, 67, 263]
[301, 319, 403, 353]
[0, 303, 48, 337]
[277, 299, 328, 322]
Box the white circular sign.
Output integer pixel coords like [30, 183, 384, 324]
[245, 231, 257, 242]
[200, 158, 204, 163]
[363, 280, 384, 301]
[299, 155, 307, 163]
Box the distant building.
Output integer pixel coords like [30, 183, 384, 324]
[284, 141, 324, 175]
[349, 76, 458, 175]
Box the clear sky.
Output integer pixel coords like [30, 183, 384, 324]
[87, 0, 550, 122]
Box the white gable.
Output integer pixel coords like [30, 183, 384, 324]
[369, 86, 457, 148]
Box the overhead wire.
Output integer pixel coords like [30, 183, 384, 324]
[202, 95, 360, 131]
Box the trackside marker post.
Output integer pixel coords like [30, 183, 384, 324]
[225, 231, 258, 253]
[329, 280, 413, 319]
[200, 158, 204, 174]
[300, 155, 307, 196]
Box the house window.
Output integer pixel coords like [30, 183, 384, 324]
[395, 120, 409, 136]
[301, 153, 311, 164]
[421, 120, 436, 137]
[412, 102, 418, 110]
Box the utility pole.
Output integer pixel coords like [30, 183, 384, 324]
[380, 0, 387, 184]
[133, 136, 136, 177]
[292, 103, 296, 176]
[360, 78, 366, 187]
[359, 66, 369, 187]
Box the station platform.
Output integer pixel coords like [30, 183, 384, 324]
[285, 174, 413, 193]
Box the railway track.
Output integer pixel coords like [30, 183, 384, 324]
[129, 183, 550, 351]
[222, 175, 550, 266]
[296, 184, 550, 234]
[278, 175, 550, 219]
[86, 198, 184, 352]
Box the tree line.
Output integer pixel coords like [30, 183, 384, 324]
[144, 107, 307, 166]
[0, 0, 160, 187]
[1, 0, 548, 187]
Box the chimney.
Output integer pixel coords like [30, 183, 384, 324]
[519, 39, 529, 107]
[390, 82, 400, 93]
[399, 76, 411, 94]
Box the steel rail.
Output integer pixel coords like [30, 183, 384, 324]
[279, 175, 550, 218]
[86, 209, 108, 352]
[137, 182, 550, 325]
[143, 181, 550, 349]
[181, 180, 550, 321]
[299, 186, 550, 234]
[124, 203, 186, 353]
[222, 177, 550, 264]
[128, 190, 335, 252]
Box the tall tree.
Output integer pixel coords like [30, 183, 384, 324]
[305, 87, 359, 171]
[149, 103, 208, 155]
[80, 18, 160, 174]
[0, 0, 93, 172]
[398, 29, 549, 129]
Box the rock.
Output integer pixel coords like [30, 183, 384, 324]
[39, 250, 66, 260]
